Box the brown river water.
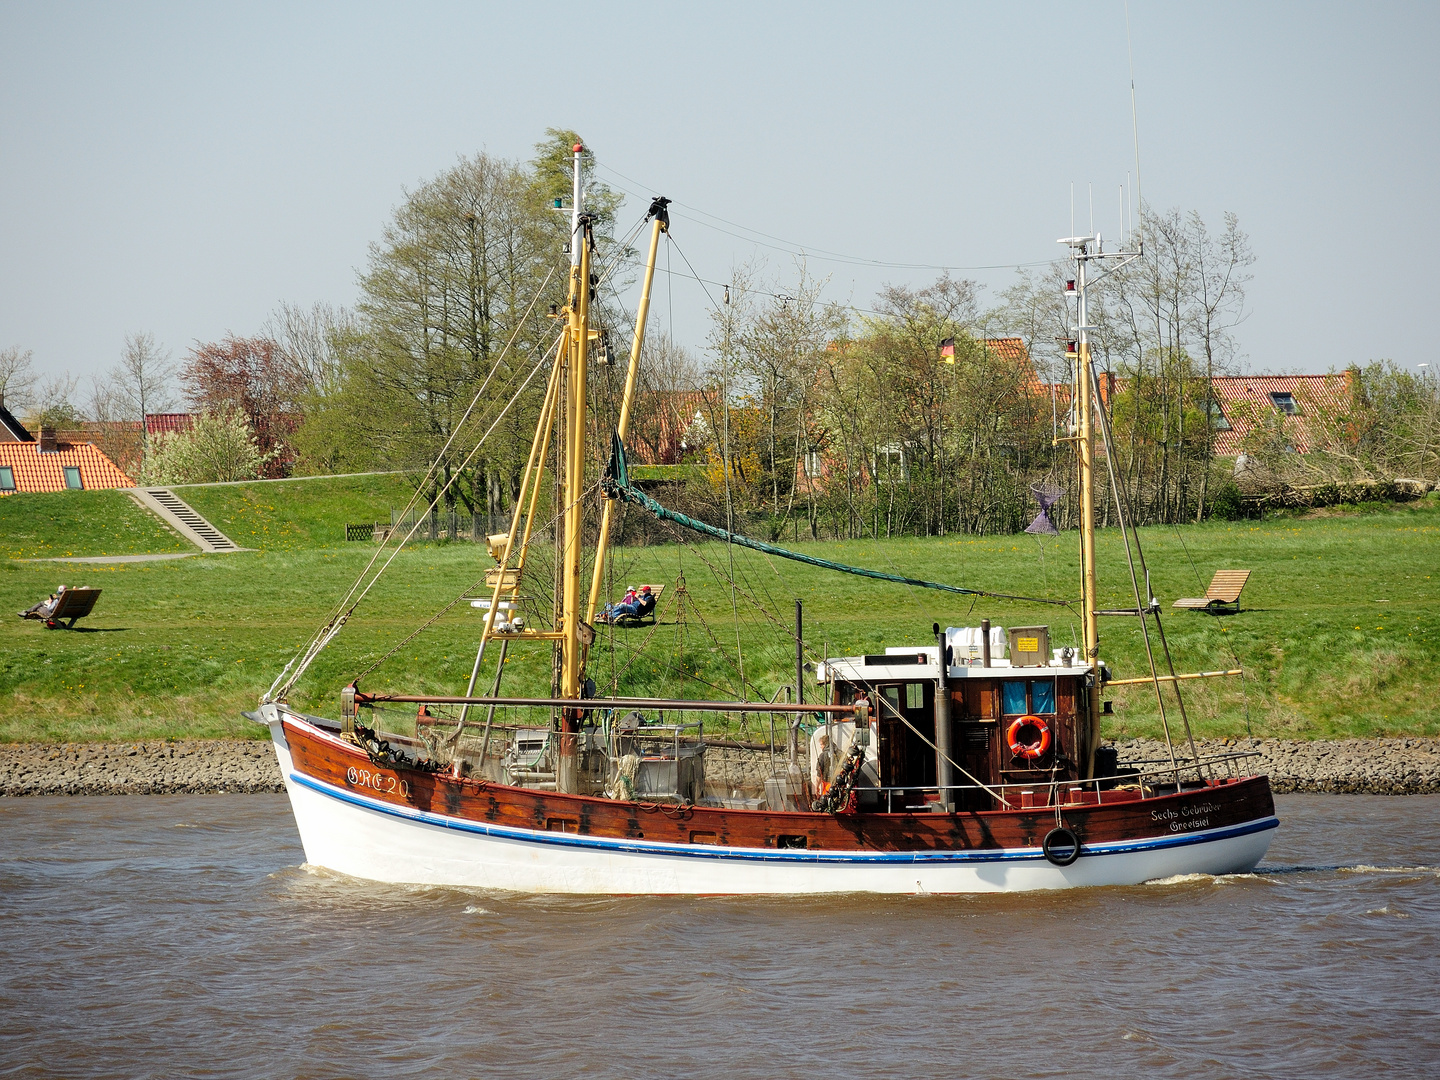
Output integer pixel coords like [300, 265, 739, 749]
[1, 793, 1437, 1079]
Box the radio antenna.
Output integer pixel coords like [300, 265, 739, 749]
[1125, 1, 1144, 242]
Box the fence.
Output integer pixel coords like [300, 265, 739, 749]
[344, 509, 513, 544]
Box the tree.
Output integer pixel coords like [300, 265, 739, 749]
[28, 372, 81, 429]
[350, 150, 557, 513]
[140, 408, 276, 485]
[0, 346, 37, 414]
[181, 335, 305, 477]
[112, 332, 177, 464]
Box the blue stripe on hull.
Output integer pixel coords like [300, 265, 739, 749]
[291, 772, 1277, 866]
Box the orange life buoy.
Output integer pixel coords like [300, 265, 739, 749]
[1006, 715, 1051, 760]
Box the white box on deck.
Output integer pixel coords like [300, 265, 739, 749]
[946, 625, 1008, 663]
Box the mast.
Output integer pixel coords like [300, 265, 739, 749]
[585, 197, 670, 626]
[558, 141, 593, 793]
[1075, 249, 1101, 775]
[1063, 229, 1140, 777]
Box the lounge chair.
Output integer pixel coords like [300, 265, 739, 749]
[18, 586, 103, 629]
[1172, 571, 1251, 615]
[610, 584, 665, 627]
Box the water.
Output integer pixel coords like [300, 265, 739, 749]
[2, 795, 1436, 1080]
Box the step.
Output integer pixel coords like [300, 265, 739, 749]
[129, 488, 242, 553]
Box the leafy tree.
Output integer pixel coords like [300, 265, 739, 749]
[181, 335, 305, 477]
[140, 408, 276, 484]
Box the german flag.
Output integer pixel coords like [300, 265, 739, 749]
[939, 336, 956, 363]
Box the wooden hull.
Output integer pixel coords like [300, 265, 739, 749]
[262, 705, 1278, 895]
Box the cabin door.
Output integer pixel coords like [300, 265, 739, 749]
[878, 681, 936, 808]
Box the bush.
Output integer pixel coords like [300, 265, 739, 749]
[140, 409, 277, 485]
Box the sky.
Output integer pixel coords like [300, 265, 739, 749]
[2, 1, 1437, 397]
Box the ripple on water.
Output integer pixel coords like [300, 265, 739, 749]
[0, 792, 1437, 1079]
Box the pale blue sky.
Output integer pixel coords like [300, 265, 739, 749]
[1, 2, 1436, 389]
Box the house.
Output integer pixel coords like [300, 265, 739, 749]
[1205, 374, 1351, 456]
[0, 402, 135, 495]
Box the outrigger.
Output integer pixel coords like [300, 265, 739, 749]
[254, 145, 1276, 894]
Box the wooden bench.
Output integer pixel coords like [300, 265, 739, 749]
[19, 586, 103, 629]
[608, 584, 665, 627]
[1172, 570, 1251, 614]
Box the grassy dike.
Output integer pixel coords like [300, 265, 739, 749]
[2, 478, 1436, 743]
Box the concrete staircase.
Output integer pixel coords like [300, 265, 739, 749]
[130, 488, 241, 553]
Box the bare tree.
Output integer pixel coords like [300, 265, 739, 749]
[0, 346, 37, 414]
[111, 332, 177, 464]
[29, 371, 81, 429]
[264, 301, 358, 396]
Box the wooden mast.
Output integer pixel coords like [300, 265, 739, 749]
[1075, 247, 1102, 778]
[585, 198, 669, 626]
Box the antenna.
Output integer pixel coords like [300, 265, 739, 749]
[1070, 182, 1075, 241]
[1125, 1, 1144, 237]
[1088, 183, 1094, 237]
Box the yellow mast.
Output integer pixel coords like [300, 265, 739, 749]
[1075, 253, 1101, 776]
[585, 199, 669, 626]
[556, 142, 593, 793]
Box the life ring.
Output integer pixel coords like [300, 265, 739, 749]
[1042, 826, 1081, 866]
[1006, 715, 1051, 760]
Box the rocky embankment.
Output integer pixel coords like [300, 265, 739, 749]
[1115, 737, 1440, 795]
[0, 740, 284, 796]
[1, 737, 1438, 796]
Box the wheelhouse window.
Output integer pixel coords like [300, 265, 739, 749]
[63, 466, 83, 490]
[1002, 679, 1057, 714]
[0, 466, 14, 492]
[1002, 681, 1027, 715]
[1030, 680, 1056, 714]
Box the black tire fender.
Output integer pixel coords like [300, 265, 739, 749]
[1042, 826, 1081, 866]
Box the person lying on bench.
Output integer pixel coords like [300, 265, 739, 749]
[598, 587, 639, 624]
[598, 585, 656, 624]
[20, 585, 68, 621]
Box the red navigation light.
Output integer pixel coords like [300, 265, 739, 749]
[1065, 340, 1078, 357]
[1065, 279, 1077, 294]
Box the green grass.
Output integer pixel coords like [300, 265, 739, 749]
[176, 472, 417, 550]
[1, 489, 192, 560]
[2, 485, 1437, 743]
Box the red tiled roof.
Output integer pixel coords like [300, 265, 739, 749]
[1208, 374, 1350, 454]
[0, 441, 135, 494]
[981, 336, 1029, 364]
[146, 413, 193, 435]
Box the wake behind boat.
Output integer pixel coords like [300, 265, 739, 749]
[254, 145, 1276, 895]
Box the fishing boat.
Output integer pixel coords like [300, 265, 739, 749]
[254, 145, 1276, 894]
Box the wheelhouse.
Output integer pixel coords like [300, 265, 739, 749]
[816, 625, 1100, 812]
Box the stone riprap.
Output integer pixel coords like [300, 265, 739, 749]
[1, 740, 284, 796]
[2, 737, 1437, 796]
[1115, 737, 1440, 795]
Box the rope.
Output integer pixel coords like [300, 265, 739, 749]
[265, 323, 561, 703]
[602, 436, 1072, 609]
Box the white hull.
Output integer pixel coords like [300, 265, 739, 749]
[267, 718, 1277, 896]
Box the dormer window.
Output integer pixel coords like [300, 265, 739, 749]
[1270, 391, 1300, 415]
[1207, 400, 1231, 430]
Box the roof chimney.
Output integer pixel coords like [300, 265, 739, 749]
[38, 426, 57, 453]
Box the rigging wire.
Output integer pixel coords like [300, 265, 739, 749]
[593, 161, 1054, 274]
[266, 311, 561, 702]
